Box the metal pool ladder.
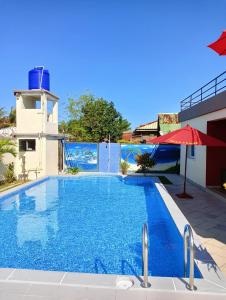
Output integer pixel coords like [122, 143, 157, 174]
[141, 223, 150, 288]
[184, 224, 195, 290]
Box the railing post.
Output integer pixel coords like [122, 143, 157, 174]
[180, 71, 226, 111]
[141, 223, 150, 288]
[184, 224, 195, 291]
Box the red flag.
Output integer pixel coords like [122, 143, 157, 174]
[208, 31, 226, 56]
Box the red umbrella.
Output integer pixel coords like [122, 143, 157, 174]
[150, 125, 226, 198]
[208, 31, 226, 56]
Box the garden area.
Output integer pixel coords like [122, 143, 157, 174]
[0, 139, 24, 192]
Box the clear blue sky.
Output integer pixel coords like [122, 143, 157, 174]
[0, 0, 225, 129]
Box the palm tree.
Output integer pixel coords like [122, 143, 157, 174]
[0, 139, 16, 161]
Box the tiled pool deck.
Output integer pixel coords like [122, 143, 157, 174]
[0, 174, 226, 299]
[162, 174, 226, 277]
[0, 268, 226, 299]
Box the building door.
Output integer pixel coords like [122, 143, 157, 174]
[206, 119, 226, 186]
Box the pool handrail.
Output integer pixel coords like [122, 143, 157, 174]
[184, 224, 195, 290]
[141, 223, 150, 288]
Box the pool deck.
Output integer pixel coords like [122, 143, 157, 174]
[0, 174, 226, 299]
[162, 174, 226, 277]
[0, 268, 226, 300]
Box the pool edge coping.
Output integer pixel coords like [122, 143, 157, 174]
[152, 176, 226, 288]
[0, 176, 50, 200]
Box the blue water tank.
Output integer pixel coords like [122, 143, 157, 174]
[28, 67, 50, 90]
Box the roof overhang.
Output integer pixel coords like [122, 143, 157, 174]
[14, 133, 64, 140]
[14, 89, 59, 100]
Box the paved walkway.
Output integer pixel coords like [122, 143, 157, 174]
[163, 174, 226, 276]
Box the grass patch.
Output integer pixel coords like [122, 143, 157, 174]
[0, 180, 29, 193]
[164, 164, 180, 174]
[157, 176, 172, 185]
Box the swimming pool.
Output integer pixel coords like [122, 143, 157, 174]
[0, 175, 201, 277]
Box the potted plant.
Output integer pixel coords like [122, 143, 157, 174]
[120, 160, 130, 175]
[66, 167, 80, 175]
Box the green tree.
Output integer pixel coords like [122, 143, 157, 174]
[59, 95, 92, 141]
[81, 98, 130, 142]
[66, 119, 90, 141]
[9, 107, 16, 124]
[0, 107, 5, 119]
[61, 94, 130, 142]
[0, 107, 16, 128]
[0, 107, 8, 129]
[66, 95, 94, 120]
[0, 139, 16, 161]
[58, 120, 68, 134]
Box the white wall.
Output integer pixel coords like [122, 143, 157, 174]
[45, 139, 59, 175]
[15, 90, 59, 180]
[180, 108, 226, 187]
[15, 137, 45, 180]
[15, 137, 59, 180]
[16, 93, 58, 135]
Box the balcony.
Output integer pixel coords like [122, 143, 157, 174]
[180, 71, 226, 111]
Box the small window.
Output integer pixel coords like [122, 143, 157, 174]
[22, 98, 41, 109]
[19, 139, 36, 152]
[35, 100, 41, 109]
[188, 145, 195, 158]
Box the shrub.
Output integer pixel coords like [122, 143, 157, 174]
[0, 139, 16, 161]
[66, 167, 80, 174]
[120, 160, 130, 175]
[5, 162, 16, 183]
[117, 139, 133, 144]
[135, 153, 155, 172]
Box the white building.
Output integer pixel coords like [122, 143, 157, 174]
[14, 89, 63, 180]
[179, 71, 226, 188]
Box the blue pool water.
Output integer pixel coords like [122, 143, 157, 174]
[0, 176, 201, 277]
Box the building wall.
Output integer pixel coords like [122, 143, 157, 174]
[180, 108, 226, 187]
[16, 93, 58, 135]
[45, 138, 59, 175]
[15, 137, 59, 180]
[15, 137, 45, 180]
[15, 90, 60, 180]
[122, 132, 132, 141]
[16, 108, 43, 133]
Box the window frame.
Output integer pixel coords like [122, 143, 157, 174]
[188, 145, 195, 159]
[19, 139, 36, 152]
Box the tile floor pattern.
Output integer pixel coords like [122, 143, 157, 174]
[163, 174, 226, 277]
[0, 268, 225, 300]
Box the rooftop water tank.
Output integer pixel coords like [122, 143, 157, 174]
[28, 67, 50, 90]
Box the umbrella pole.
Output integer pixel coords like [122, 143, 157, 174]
[176, 144, 193, 199]
[183, 145, 188, 194]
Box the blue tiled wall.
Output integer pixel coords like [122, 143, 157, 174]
[98, 143, 121, 173]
